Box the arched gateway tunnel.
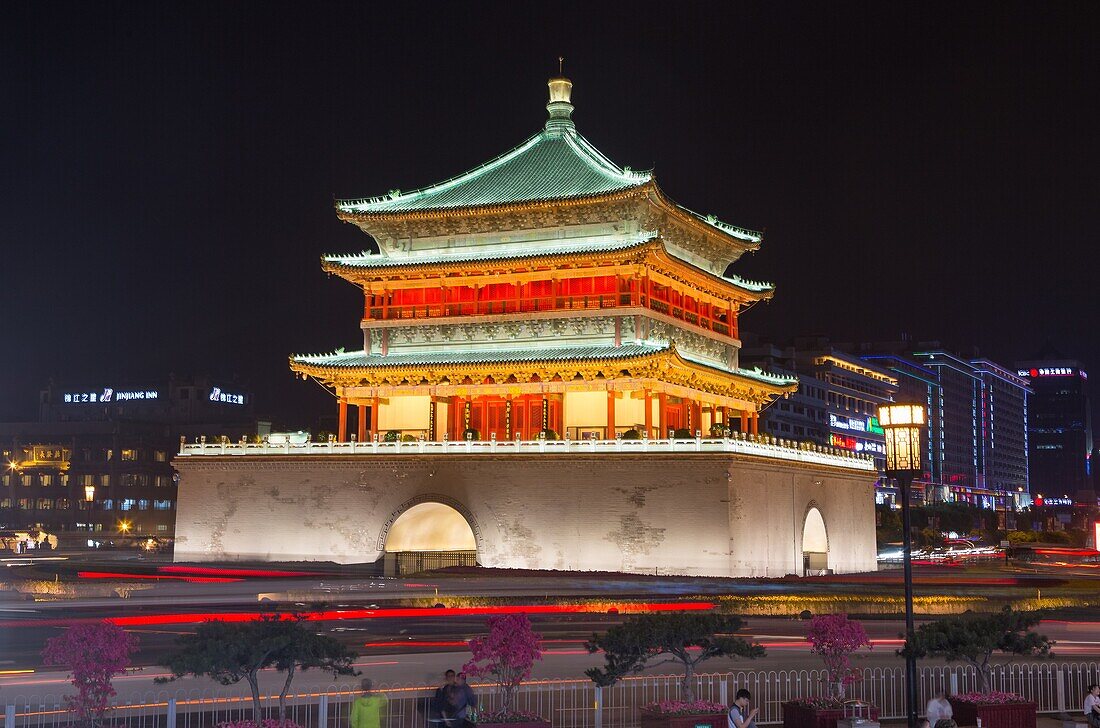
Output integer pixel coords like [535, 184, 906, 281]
[172, 439, 877, 577]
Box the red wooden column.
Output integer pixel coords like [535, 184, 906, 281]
[740, 410, 749, 433]
[692, 400, 702, 434]
[658, 393, 668, 437]
[357, 403, 367, 441]
[750, 412, 759, 435]
[337, 398, 348, 442]
[371, 396, 380, 438]
[606, 389, 616, 438]
[717, 406, 727, 427]
[643, 389, 652, 436]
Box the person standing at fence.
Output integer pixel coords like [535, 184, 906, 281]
[432, 670, 458, 727]
[351, 678, 388, 728]
[1084, 684, 1100, 727]
[728, 689, 757, 728]
[449, 672, 477, 725]
[925, 690, 953, 726]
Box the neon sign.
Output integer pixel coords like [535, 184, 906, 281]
[830, 414, 867, 431]
[209, 387, 246, 405]
[63, 388, 158, 403]
[831, 434, 885, 455]
[1018, 367, 1077, 377]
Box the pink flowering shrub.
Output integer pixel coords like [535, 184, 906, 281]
[805, 614, 872, 699]
[951, 691, 1027, 705]
[464, 614, 543, 717]
[42, 621, 139, 726]
[643, 700, 727, 715]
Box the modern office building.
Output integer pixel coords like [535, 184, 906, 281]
[740, 337, 898, 472]
[841, 342, 1031, 521]
[0, 376, 268, 544]
[1016, 349, 1093, 502]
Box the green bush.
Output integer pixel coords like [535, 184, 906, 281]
[383, 430, 401, 442]
[538, 429, 559, 440]
[462, 428, 480, 441]
[672, 428, 692, 439]
[620, 429, 643, 440]
[400, 434, 417, 442]
[709, 424, 728, 437]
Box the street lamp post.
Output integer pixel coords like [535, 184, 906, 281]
[878, 403, 925, 728]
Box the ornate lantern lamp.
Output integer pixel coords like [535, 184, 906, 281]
[878, 403, 924, 475]
[877, 402, 924, 728]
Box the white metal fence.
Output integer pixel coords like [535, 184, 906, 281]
[7, 662, 1098, 728]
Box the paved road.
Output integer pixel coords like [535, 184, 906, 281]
[3, 616, 1098, 705]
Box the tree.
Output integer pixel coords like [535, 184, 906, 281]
[900, 608, 1054, 693]
[267, 617, 359, 722]
[805, 614, 872, 699]
[585, 613, 764, 703]
[158, 615, 359, 725]
[462, 613, 543, 716]
[158, 619, 281, 723]
[42, 621, 139, 727]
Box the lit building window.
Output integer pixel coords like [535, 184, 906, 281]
[153, 500, 172, 510]
[121, 450, 138, 461]
[137, 499, 150, 510]
[120, 499, 135, 511]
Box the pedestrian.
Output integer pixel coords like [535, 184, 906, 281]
[432, 670, 457, 727]
[1084, 684, 1100, 727]
[350, 678, 388, 728]
[449, 672, 477, 725]
[916, 719, 930, 728]
[728, 689, 757, 728]
[925, 690, 953, 726]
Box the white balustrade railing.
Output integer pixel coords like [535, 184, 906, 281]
[177, 436, 875, 471]
[8, 662, 1098, 728]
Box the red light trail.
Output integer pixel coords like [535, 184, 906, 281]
[104, 601, 714, 627]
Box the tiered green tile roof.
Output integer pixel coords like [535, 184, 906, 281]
[335, 76, 762, 248]
[337, 128, 650, 214]
[290, 343, 797, 387]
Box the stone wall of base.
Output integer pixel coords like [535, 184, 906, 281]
[172, 454, 877, 577]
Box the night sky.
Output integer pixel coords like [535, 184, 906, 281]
[2, 2, 1097, 427]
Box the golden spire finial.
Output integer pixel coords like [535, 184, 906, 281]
[546, 61, 574, 129]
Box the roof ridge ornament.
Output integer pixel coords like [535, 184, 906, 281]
[546, 68, 575, 134]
